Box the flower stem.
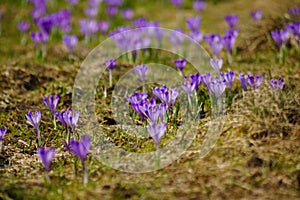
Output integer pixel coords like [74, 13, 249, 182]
[109, 69, 113, 88]
[82, 160, 88, 186]
[0, 141, 2, 153]
[36, 128, 41, 147]
[45, 171, 51, 183]
[155, 145, 160, 169]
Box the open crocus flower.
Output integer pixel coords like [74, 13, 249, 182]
[209, 79, 227, 99]
[64, 108, 80, 138]
[134, 63, 148, 83]
[193, 1, 206, 13]
[210, 58, 223, 74]
[269, 78, 284, 91]
[247, 74, 264, 90]
[37, 147, 55, 182]
[147, 122, 167, 147]
[200, 72, 212, 92]
[271, 29, 290, 48]
[288, 6, 300, 17]
[203, 34, 223, 57]
[65, 135, 91, 185]
[181, 77, 197, 96]
[224, 14, 238, 28]
[174, 58, 186, 73]
[220, 71, 235, 90]
[250, 10, 262, 22]
[139, 99, 167, 124]
[26, 110, 42, 145]
[63, 35, 78, 54]
[152, 85, 180, 108]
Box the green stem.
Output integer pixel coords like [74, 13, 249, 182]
[82, 160, 88, 186]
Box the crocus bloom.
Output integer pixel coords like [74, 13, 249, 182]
[222, 32, 236, 55]
[43, 94, 59, 115]
[105, 59, 117, 70]
[209, 79, 226, 99]
[56, 110, 68, 128]
[66, 0, 79, 6]
[239, 73, 248, 91]
[152, 85, 180, 108]
[193, 1, 206, 13]
[17, 21, 30, 33]
[104, 0, 122, 7]
[203, 34, 223, 57]
[127, 91, 148, 120]
[64, 108, 80, 137]
[170, 0, 183, 7]
[181, 78, 197, 96]
[0, 128, 7, 142]
[224, 14, 238, 28]
[98, 21, 110, 33]
[26, 111, 42, 144]
[30, 31, 49, 47]
[200, 72, 212, 92]
[271, 29, 290, 48]
[250, 10, 262, 22]
[189, 30, 203, 43]
[37, 16, 53, 35]
[174, 58, 186, 72]
[220, 71, 235, 90]
[122, 9, 134, 20]
[288, 6, 300, 16]
[190, 72, 201, 91]
[37, 147, 55, 172]
[63, 35, 78, 54]
[89, 0, 103, 7]
[134, 63, 148, 83]
[106, 6, 118, 17]
[139, 100, 167, 124]
[169, 28, 184, 46]
[247, 74, 264, 90]
[285, 22, 300, 38]
[269, 78, 284, 91]
[186, 16, 201, 32]
[210, 58, 223, 74]
[84, 7, 98, 18]
[147, 122, 167, 146]
[65, 135, 91, 185]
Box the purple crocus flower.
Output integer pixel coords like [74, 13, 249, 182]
[239, 73, 248, 91]
[134, 63, 148, 83]
[66, 0, 79, 6]
[37, 147, 55, 173]
[37, 16, 53, 35]
[170, 0, 183, 7]
[133, 18, 149, 28]
[147, 122, 167, 146]
[30, 31, 49, 47]
[89, 0, 103, 7]
[203, 34, 223, 57]
[122, 9, 134, 20]
[84, 7, 98, 18]
[190, 72, 201, 91]
[26, 110, 42, 145]
[43, 94, 59, 115]
[269, 78, 284, 91]
[186, 17, 201, 32]
[210, 58, 223, 74]
[106, 6, 118, 17]
[152, 85, 180, 108]
[224, 14, 238, 28]
[220, 71, 235, 90]
[181, 78, 197, 96]
[56, 110, 68, 128]
[250, 10, 262, 22]
[222, 32, 236, 55]
[127, 91, 148, 120]
[17, 21, 30, 33]
[139, 100, 167, 124]
[63, 35, 78, 54]
[169, 28, 185, 46]
[104, 0, 122, 7]
[285, 22, 300, 38]
[105, 58, 117, 70]
[271, 29, 290, 48]
[80, 19, 98, 42]
[288, 6, 300, 16]
[193, 1, 206, 13]
[98, 21, 110, 33]
[174, 58, 187, 72]
[65, 135, 91, 185]
[0, 128, 7, 142]
[189, 30, 203, 43]
[208, 79, 226, 99]
[201, 72, 212, 92]
[247, 74, 264, 90]
[64, 108, 80, 137]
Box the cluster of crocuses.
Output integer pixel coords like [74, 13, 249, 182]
[25, 94, 90, 184]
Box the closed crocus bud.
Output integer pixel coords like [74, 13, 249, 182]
[37, 147, 55, 182]
[250, 10, 262, 22]
[174, 58, 187, 72]
[134, 63, 148, 83]
[193, 1, 206, 13]
[186, 16, 201, 32]
[147, 122, 167, 146]
[224, 14, 238, 28]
